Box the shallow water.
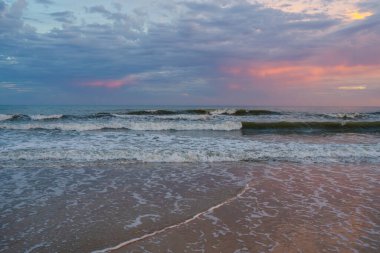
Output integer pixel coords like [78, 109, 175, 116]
[0, 162, 379, 252]
[123, 163, 380, 253]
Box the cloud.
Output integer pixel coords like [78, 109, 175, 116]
[82, 76, 135, 88]
[85, 4, 134, 24]
[86, 5, 111, 16]
[34, 0, 54, 5]
[50, 11, 76, 23]
[0, 0, 379, 105]
[251, 0, 375, 21]
[0, 0, 28, 34]
[0, 1, 6, 13]
[223, 63, 380, 84]
[338, 86, 367, 90]
[0, 82, 32, 92]
[350, 11, 373, 20]
[0, 55, 18, 65]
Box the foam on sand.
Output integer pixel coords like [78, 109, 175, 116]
[92, 183, 251, 253]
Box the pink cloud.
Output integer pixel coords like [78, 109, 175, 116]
[227, 83, 244, 91]
[222, 62, 380, 87]
[218, 61, 380, 106]
[82, 75, 135, 88]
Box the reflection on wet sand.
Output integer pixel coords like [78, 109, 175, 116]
[1, 162, 379, 253]
[115, 163, 380, 253]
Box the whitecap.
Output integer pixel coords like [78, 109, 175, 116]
[0, 121, 242, 131]
[209, 109, 237, 115]
[29, 114, 63, 120]
[0, 114, 13, 121]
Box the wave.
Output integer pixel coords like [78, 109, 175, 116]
[242, 121, 380, 132]
[8, 114, 31, 121]
[1, 114, 64, 121]
[30, 114, 63, 120]
[207, 109, 281, 116]
[112, 113, 210, 121]
[0, 114, 13, 121]
[1, 120, 380, 132]
[123, 109, 280, 116]
[62, 112, 115, 119]
[126, 110, 177, 115]
[1, 113, 115, 121]
[0, 121, 242, 131]
[319, 113, 365, 120]
[90, 112, 114, 118]
[125, 109, 209, 115]
[314, 111, 380, 120]
[226, 109, 281, 116]
[2, 110, 379, 124]
[2, 135, 379, 163]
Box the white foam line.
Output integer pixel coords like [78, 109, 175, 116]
[92, 183, 250, 253]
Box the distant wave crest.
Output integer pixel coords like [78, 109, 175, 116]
[241, 121, 380, 132]
[0, 114, 64, 121]
[0, 114, 13, 121]
[30, 114, 64, 120]
[123, 109, 281, 116]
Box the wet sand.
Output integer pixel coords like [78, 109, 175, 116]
[1, 162, 379, 252]
[110, 163, 380, 253]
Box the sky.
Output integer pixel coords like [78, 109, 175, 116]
[0, 0, 379, 106]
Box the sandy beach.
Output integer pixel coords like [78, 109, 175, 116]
[1, 161, 379, 253]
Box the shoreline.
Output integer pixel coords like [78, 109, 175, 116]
[1, 161, 379, 252]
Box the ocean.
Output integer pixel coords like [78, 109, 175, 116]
[0, 105, 379, 252]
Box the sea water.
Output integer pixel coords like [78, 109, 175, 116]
[0, 105, 379, 252]
[1, 105, 379, 164]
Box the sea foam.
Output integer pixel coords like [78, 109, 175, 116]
[1, 132, 379, 163]
[0, 114, 13, 121]
[0, 121, 242, 131]
[29, 114, 63, 120]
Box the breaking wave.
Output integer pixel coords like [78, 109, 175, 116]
[2, 110, 379, 123]
[122, 109, 281, 116]
[0, 114, 13, 121]
[29, 114, 64, 120]
[1, 120, 380, 132]
[0, 121, 242, 131]
[0, 114, 64, 121]
[1, 133, 379, 163]
[319, 113, 365, 120]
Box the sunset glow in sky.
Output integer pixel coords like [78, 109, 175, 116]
[0, 0, 379, 105]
